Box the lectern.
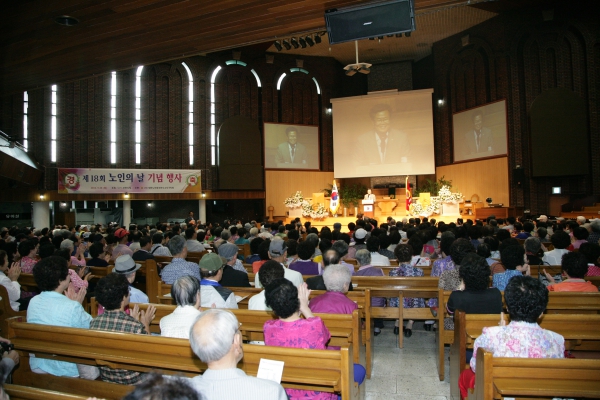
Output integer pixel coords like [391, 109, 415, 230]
[362, 199, 374, 218]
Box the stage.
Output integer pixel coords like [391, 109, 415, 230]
[281, 214, 475, 230]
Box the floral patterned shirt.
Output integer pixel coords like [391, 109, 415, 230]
[389, 264, 425, 308]
[470, 321, 564, 372]
[429, 255, 457, 307]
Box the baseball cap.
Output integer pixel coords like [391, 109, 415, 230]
[113, 255, 142, 274]
[269, 239, 287, 256]
[114, 228, 129, 239]
[537, 215, 548, 222]
[354, 228, 367, 240]
[199, 252, 224, 271]
[218, 243, 238, 260]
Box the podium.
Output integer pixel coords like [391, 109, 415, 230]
[362, 199, 374, 218]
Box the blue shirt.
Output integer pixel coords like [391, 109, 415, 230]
[27, 291, 92, 376]
[129, 285, 149, 303]
[492, 269, 522, 291]
[160, 258, 201, 284]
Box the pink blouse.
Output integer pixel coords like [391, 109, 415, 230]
[68, 269, 89, 293]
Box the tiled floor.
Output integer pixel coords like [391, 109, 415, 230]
[365, 321, 451, 399]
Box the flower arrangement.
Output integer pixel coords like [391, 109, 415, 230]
[409, 185, 462, 217]
[284, 191, 304, 208]
[438, 185, 462, 204]
[301, 201, 328, 219]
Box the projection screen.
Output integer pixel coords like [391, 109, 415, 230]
[331, 89, 435, 179]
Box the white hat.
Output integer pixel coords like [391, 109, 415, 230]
[537, 215, 548, 222]
[114, 255, 142, 274]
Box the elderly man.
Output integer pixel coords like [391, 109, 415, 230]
[160, 235, 201, 284]
[111, 228, 133, 261]
[218, 242, 251, 288]
[254, 239, 303, 288]
[306, 249, 354, 292]
[185, 227, 206, 253]
[199, 253, 237, 309]
[309, 264, 357, 314]
[218, 243, 247, 273]
[132, 236, 154, 261]
[150, 232, 172, 256]
[160, 276, 202, 338]
[189, 309, 287, 400]
[114, 254, 148, 303]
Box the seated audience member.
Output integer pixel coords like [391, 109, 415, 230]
[289, 240, 321, 275]
[132, 237, 155, 261]
[284, 239, 298, 266]
[218, 243, 247, 273]
[493, 245, 530, 291]
[536, 226, 549, 242]
[199, 253, 237, 309]
[437, 238, 476, 297]
[515, 221, 534, 239]
[568, 226, 589, 251]
[91, 273, 155, 384]
[160, 235, 201, 284]
[431, 232, 457, 278]
[185, 227, 206, 253]
[27, 256, 93, 378]
[524, 236, 544, 265]
[0, 335, 19, 389]
[111, 228, 133, 261]
[579, 242, 600, 276]
[251, 239, 270, 273]
[588, 219, 600, 245]
[248, 260, 284, 311]
[309, 263, 356, 314]
[459, 276, 564, 399]
[544, 252, 599, 292]
[366, 236, 391, 266]
[407, 235, 430, 267]
[264, 279, 364, 400]
[389, 244, 425, 337]
[114, 254, 148, 303]
[17, 240, 37, 273]
[306, 248, 354, 291]
[377, 234, 395, 260]
[189, 309, 287, 400]
[60, 238, 86, 267]
[160, 276, 201, 338]
[354, 249, 385, 335]
[350, 228, 368, 256]
[123, 372, 200, 400]
[87, 242, 110, 266]
[542, 230, 571, 265]
[446, 253, 503, 331]
[331, 240, 354, 275]
[0, 250, 25, 311]
[150, 233, 172, 256]
[254, 239, 303, 288]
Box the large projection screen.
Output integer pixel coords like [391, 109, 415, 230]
[452, 100, 507, 163]
[332, 89, 435, 178]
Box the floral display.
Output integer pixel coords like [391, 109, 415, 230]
[409, 185, 462, 217]
[284, 191, 304, 208]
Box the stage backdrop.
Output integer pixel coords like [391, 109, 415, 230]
[266, 171, 334, 217]
[58, 168, 201, 194]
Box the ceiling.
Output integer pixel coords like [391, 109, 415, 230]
[0, 0, 550, 99]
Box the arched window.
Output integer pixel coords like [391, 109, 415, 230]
[276, 68, 321, 125]
[276, 68, 321, 94]
[110, 71, 117, 164]
[23, 91, 28, 151]
[135, 66, 143, 164]
[209, 61, 261, 166]
[181, 62, 194, 165]
[51, 84, 57, 162]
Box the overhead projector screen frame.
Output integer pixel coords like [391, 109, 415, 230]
[331, 88, 435, 179]
[452, 99, 508, 164]
[263, 122, 320, 171]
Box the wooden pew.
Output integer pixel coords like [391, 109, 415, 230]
[236, 243, 250, 258]
[17, 274, 38, 293]
[156, 281, 262, 307]
[8, 318, 358, 400]
[0, 285, 26, 335]
[468, 347, 600, 399]
[449, 311, 600, 400]
[3, 384, 90, 400]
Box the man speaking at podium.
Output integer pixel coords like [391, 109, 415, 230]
[354, 104, 411, 166]
[275, 126, 308, 165]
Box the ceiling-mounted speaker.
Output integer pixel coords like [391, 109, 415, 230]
[325, 0, 415, 45]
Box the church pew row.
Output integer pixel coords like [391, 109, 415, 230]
[7, 317, 359, 400]
[3, 384, 90, 400]
[467, 348, 600, 400]
[0, 285, 26, 335]
[449, 311, 600, 400]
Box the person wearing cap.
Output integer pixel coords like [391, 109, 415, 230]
[351, 228, 368, 258]
[254, 238, 303, 289]
[91, 273, 155, 384]
[199, 253, 238, 309]
[114, 254, 148, 303]
[218, 243, 247, 274]
[160, 276, 202, 338]
[110, 228, 133, 261]
[160, 235, 201, 284]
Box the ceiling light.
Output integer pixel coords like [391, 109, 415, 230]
[306, 36, 315, 47]
[54, 15, 79, 26]
[274, 41, 282, 51]
[290, 37, 299, 49]
[314, 34, 322, 44]
[299, 37, 307, 48]
[358, 65, 370, 74]
[345, 69, 357, 77]
[124, 192, 130, 199]
[282, 40, 291, 50]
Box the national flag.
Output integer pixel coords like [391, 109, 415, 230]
[330, 180, 340, 215]
[406, 176, 412, 211]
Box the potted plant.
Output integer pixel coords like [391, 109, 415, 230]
[339, 183, 367, 217]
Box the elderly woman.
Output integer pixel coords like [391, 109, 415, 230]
[580, 243, 600, 276]
[446, 253, 502, 331]
[542, 230, 571, 265]
[0, 250, 23, 311]
[492, 245, 530, 291]
[459, 276, 564, 399]
[389, 244, 424, 337]
[524, 236, 544, 265]
[544, 252, 599, 292]
[309, 263, 356, 314]
[264, 279, 365, 400]
[289, 241, 321, 275]
[17, 239, 37, 273]
[60, 238, 86, 267]
[354, 249, 385, 335]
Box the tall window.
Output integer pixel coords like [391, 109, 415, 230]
[277, 68, 320, 94]
[23, 91, 28, 151]
[110, 72, 117, 164]
[135, 66, 143, 164]
[51, 85, 57, 162]
[181, 62, 194, 165]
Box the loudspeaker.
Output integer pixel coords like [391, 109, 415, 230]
[325, 0, 415, 45]
[513, 168, 525, 186]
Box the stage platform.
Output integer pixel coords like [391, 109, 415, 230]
[281, 214, 475, 230]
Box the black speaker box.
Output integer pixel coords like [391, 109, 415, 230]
[513, 168, 525, 185]
[325, 0, 415, 45]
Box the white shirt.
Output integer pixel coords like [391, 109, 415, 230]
[185, 239, 206, 252]
[190, 368, 287, 400]
[150, 244, 172, 256]
[370, 252, 391, 266]
[129, 286, 149, 304]
[129, 242, 141, 252]
[200, 284, 238, 309]
[0, 271, 21, 312]
[254, 264, 303, 288]
[542, 248, 570, 266]
[160, 305, 201, 339]
[248, 290, 270, 311]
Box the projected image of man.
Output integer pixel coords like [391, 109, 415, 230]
[275, 127, 308, 165]
[463, 110, 493, 157]
[355, 104, 410, 166]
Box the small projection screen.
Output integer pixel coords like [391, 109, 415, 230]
[331, 89, 435, 178]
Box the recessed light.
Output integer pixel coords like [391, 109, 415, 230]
[54, 15, 79, 26]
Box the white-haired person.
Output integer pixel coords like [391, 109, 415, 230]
[189, 309, 287, 400]
[160, 276, 202, 338]
[309, 264, 357, 314]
